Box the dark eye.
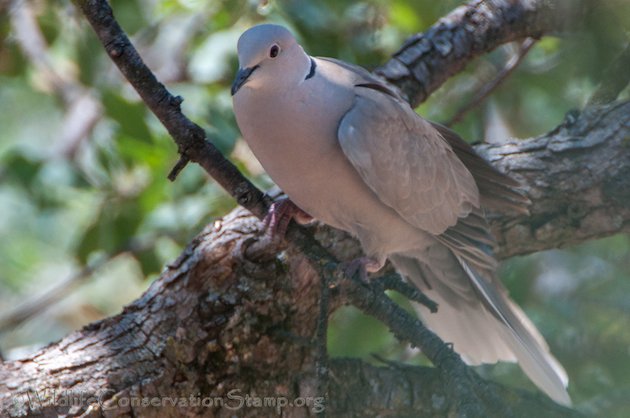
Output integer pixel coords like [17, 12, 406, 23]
[269, 44, 280, 58]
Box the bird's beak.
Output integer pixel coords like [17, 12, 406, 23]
[231, 65, 258, 96]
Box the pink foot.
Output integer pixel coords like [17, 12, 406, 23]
[342, 256, 385, 282]
[263, 198, 313, 239]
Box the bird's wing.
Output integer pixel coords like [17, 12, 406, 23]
[430, 122, 531, 214]
[319, 57, 530, 216]
[337, 84, 479, 236]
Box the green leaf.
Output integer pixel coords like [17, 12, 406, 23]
[76, 199, 144, 261]
[77, 219, 102, 263]
[135, 247, 162, 278]
[1, 152, 41, 187]
[102, 91, 153, 142]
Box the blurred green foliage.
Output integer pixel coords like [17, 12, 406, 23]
[0, 0, 629, 415]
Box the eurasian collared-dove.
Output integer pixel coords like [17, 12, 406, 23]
[231, 24, 570, 405]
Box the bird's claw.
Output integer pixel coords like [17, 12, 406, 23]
[263, 198, 313, 239]
[341, 256, 384, 282]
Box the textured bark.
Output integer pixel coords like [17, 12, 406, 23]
[2, 100, 625, 417]
[0, 211, 325, 418]
[482, 102, 630, 258]
[0, 206, 577, 418]
[1, 0, 626, 417]
[377, 0, 582, 106]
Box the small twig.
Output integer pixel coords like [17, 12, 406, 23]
[335, 268, 489, 416]
[377, 273, 438, 313]
[283, 225, 457, 374]
[445, 38, 537, 127]
[74, 0, 269, 219]
[370, 353, 398, 367]
[167, 154, 190, 181]
[587, 42, 630, 106]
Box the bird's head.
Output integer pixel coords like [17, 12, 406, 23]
[231, 24, 310, 95]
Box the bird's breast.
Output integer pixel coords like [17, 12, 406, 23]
[232, 77, 424, 255]
[233, 81, 355, 210]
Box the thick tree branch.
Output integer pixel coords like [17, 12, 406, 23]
[1, 0, 622, 416]
[2, 101, 623, 416]
[0, 208, 580, 417]
[481, 102, 630, 258]
[376, 0, 582, 106]
[329, 359, 575, 417]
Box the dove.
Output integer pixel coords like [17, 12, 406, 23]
[231, 24, 570, 405]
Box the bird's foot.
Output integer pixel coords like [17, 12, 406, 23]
[342, 256, 385, 282]
[263, 198, 313, 239]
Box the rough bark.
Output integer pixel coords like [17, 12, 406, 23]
[481, 102, 630, 258]
[1, 0, 627, 416]
[376, 0, 582, 106]
[0, 203, 577, 417]
[3, 100, 627, 416]
[0, 210, 325, 418]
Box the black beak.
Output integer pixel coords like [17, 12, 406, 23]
[231, 65, 258, 96]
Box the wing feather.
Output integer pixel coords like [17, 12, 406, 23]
[328, 58, 526, 270]
[430, 122, 531, 214]
[338, 87, 479, 235]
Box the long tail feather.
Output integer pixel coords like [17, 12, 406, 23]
[390, 247, 571, 406]
[457, 257, 571, 405]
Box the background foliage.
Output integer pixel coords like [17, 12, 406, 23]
[1, 0, 629, 416]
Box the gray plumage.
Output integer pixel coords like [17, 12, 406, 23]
[231, 24, 570, 405]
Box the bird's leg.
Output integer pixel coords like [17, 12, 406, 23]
[342, 256, 385, 282]
[263, 198, 313, 238]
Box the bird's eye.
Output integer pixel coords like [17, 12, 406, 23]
[269, 44, 280, 58]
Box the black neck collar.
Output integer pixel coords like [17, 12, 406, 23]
[304, 58, 317, 80]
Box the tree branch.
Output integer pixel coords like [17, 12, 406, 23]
[0, 0, 621, 416]
[445, 38, 537, 127]
[329, 359, 574, 417]
[480, 102, 630, 258]
[0, 208, 580, 417]
[376, 0, 583, 106]
[73, 0, 270, 218]
[2, 100, 623, 415]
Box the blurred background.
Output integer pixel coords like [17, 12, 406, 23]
[0, 0, 629, 415]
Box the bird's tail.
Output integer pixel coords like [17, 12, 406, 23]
[390, 245, 571, 406]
